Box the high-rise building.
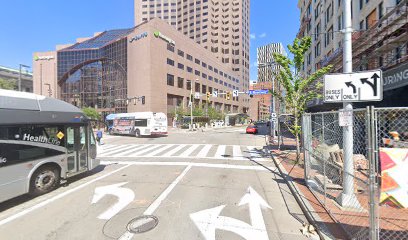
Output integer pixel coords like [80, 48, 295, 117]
[248, 43, 286, 121]
[257, 43, 286, 82]
[297, 0, 408, 108]
[135, 0, 251, 94]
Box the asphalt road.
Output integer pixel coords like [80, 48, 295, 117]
[0, 126, 310, 240]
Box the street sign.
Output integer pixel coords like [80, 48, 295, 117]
[194, 92, 200, 99]
[324, 70, 382, 103]
[248, 89, 269, 96]
[233, 90, 239, 97]
[212, 91, 218, 97]
[339, 109, 353, 127]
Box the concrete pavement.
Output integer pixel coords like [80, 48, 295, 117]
[0, 127, 312, 240]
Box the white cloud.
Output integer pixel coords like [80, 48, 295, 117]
[259, 33, 267, 38]
[250, 33, 256, 39]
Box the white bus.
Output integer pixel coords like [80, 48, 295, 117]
[111, 112, 168, 137]
[0, 90, 99, 203]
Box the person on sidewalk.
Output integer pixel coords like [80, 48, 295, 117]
[96, 129, 103, 145]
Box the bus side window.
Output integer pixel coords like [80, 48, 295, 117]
[89, 128, 96, 146]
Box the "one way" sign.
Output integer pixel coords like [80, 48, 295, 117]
[324, 70, 383, 103]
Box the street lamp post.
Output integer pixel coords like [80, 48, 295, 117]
[18, 64, 30, 92]
[187, 79, 198, 130]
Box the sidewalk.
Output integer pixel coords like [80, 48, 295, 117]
[269, 145, 347, 239]
[268, 139, 408, 240]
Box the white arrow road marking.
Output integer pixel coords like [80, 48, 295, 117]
[0, 165, 131, 227]
[239, 187, 272, 231]
[91, 182, 135, 220]
[190, 187, 271, 240]
[118, 164, 193, 240]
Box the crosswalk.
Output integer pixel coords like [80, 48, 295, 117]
[97, 144, 268, 161]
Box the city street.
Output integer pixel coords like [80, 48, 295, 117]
[0, 127, 309, 240]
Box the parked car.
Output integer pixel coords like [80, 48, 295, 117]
[246, 124, 258, 134]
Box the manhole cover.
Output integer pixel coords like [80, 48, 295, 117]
[127, 215, 159, 234]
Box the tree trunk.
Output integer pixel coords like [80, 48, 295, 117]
[294, 112, 301, 163]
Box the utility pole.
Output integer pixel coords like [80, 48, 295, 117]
[338, 0, 358, 208]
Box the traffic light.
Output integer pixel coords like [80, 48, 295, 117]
[206, 92, 211, 102]
[141, 96, 146, 105]
[226, 92, 231, 100]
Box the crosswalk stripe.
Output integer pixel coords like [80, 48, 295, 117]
[197, 145, 212, 158]
[145, 145, 175, 156]
[99, 145, 134, 157]
[163, 144, 187, 157]
[115, 145, 152, 157]
[247, 146, 265, 160]
[233, 146, 246, 160]
[214, 145, 226, 159]
[100, 145, 119, 151]
[97, 144, 268, 161]
[128, 145, 162, 157]
[99, 145, 123, 153]
[179, 145, 200, 157]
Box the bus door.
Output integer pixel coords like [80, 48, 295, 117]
[66, 126, 88, 175]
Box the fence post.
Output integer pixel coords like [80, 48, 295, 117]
[302, 113, 312, 181]
[321, 113, 325, 142]
[368, 106, 379, 240]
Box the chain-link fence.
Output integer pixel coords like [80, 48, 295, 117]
[303, 109, 371, 240]
[374, 108, 408, 240]
[302, 107, 408, 240]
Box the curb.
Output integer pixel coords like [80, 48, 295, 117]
[267, 149, 335, 240]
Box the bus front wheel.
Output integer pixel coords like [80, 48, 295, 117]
[29, 165, 60, 196]
[135, 129, 141, 138]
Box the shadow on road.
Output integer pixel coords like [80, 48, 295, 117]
[0, 165, 108, 212]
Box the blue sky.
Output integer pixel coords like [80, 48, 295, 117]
[0, 0, 299, 81]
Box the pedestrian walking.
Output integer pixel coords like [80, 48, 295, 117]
[96, 129, 103, 145]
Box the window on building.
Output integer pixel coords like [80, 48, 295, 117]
[178, 63, 184, 70]
[167, 44, 175, 52]
[187, 80, 192, 90]
[167, 58, 175, 66]
[195, 58, 201, 64]
[187, 66, 193, 73]
[177, 77, 184, 88]
[195, 70, 200, 76]
[187, 54, 193, 61]
[178, 49, 184, 57]
[167, 74, 174, 86]
[378, 2, 384, 19]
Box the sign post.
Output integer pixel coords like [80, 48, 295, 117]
[323, 0, 381, 211]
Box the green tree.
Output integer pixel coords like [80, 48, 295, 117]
[207, 107, 223, 120]
[192, 105, 204, 116]
[0, 77, 16, 90]
[271, 37, 332, 161]
[82, 107, 100, 121]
